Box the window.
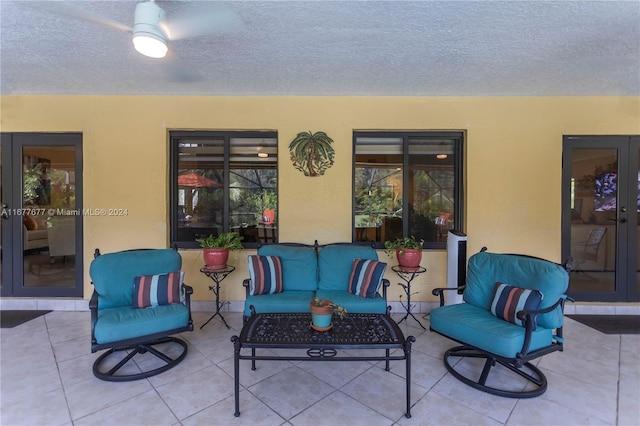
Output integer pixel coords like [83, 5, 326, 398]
[353, 131, 464, 248]
[170, 131, 278, 248]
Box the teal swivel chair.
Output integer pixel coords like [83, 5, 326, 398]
[89, 248, 193, 381]
[430, 249, 571, 397]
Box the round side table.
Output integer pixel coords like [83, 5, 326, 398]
[200, 265, 235, 329]
[391, 265, 427, 330]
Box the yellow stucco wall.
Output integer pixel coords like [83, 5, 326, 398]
[1, 95, 638, 303]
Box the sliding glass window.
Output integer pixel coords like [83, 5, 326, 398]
[353, 131, 464, 248]
[170, 131, 278, 248]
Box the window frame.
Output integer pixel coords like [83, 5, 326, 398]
[169, 130, 278, 249]
[352, 130, 464, 249]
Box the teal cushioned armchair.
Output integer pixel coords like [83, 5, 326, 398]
[89, 248, 193, 381]
[430, 249, 571, 398]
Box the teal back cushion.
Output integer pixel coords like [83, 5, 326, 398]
[90, 249, 182, 309]
[258, 245, 318, 291]
[318, 244, 378, 291]
[464, 251, 569, 329]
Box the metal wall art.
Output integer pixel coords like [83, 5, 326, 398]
[288, 131, 335, 177]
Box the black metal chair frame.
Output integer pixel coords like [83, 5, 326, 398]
[431, 250, 573, 398]
[90, 248, 194, 382]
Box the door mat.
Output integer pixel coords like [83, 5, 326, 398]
[0, 310, 52, 328]
[567, 315, 640, 334]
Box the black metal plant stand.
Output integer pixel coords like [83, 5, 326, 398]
[200, 265, 235, 329]
[391, 265, 427, 330]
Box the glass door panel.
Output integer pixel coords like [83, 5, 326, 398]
[22, 146, 77, 289]
[635, 141, 640, 296]
[1, 133, 82, 298]
[569, 148, 617, 294]
[563, 136, 639, 302]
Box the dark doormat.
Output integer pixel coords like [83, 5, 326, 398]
[567, 315, 640, 334]
[0, 310, 52, 328]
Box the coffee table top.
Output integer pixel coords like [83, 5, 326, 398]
[238, 312, 407, 349]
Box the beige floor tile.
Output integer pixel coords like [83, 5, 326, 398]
[539, 368, 617, 424]
[73, 389, 178, 426]
[0, 311, 634, 426]
[290, 390, 394, 426]
[182, 389, 286, 426]
[397, 392, 502, 426]
[217, 349, 296, 388]
[340, 365, 427, 421]
[508, 397, 607, 425]
[146, 344, 215, 388]
[0, 386, 71, 426]
[247, 365, 335, 420]
[155, 364, 235, 420]
[297, 359, 375, 388]
[64, 375, 153, 420]
[431, 372, 518, 424]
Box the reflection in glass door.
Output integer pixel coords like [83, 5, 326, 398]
[1, 133, 83, 297]
[562, 136, 639, 302]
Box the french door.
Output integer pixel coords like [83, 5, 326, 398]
[1, 133, 83, 297]
[562, 135, 639, 302]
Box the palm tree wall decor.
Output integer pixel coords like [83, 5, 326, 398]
[288, 130, 335, 177]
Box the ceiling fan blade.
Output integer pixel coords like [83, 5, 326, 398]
[22, 1, 132, 33]
[163, 51, 202, 83]
[162, 2, 243, 41]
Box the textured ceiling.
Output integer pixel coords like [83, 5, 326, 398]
[1, 0, 639, 96]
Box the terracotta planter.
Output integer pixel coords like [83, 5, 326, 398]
[203, 248, 230, 269]
[396, 248, 422, 269]
[310, 299, 334, 331]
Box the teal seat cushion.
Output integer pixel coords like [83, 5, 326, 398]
[244, 290, 315, 317]
[258, 245, 317, 291]
[94, 304, 190, 344]
[464, 251, 569, 329]
[315, 290, 387, 314]
[318, 244, 378, 291]
[90, 249, 182, 309]
[430, 303, 553, 359]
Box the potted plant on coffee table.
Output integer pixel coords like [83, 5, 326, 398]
[196, 232, 243, 270]
[310, 297, 347, 331]
[384, 236, 425, 269]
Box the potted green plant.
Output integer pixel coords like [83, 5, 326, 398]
[310, 297, 347, 331]
[384, 236, 425, 269]
[196, 232, 243, 270]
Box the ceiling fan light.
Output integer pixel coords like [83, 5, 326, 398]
[133, 33, 167, 58]
[133, 1, 168, 59]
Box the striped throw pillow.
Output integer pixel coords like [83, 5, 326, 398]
[248, 255, 283, 295]
[133, 271, 184, 308]
[490, 282, 543, 328]
[348, 258, 387, 299]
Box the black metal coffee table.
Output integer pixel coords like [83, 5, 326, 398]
[231, 312, 415, 418]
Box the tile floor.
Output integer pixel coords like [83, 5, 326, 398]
[1, 310, 639, 426]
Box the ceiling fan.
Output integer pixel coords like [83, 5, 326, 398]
[130, 0, 243, 59]
[26, 1, 242, 63]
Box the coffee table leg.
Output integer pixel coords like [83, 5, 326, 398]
[405, 336, 416, 418]
[385, 348, 390, 371]
[251, 347, 258, 370]
[231, 336, 241, 417]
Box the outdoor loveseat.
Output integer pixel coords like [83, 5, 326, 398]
[243, 241, 390, 320]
